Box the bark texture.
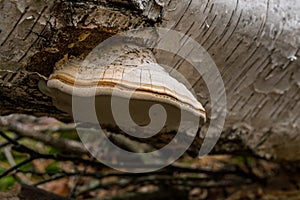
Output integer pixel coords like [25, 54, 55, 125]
[157, 0, 300, 161]
[0, 0, 299, 161]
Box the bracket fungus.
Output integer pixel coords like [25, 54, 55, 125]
[39, 44, 206, 136]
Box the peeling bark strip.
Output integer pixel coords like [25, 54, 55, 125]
[0, 0, 299, 160]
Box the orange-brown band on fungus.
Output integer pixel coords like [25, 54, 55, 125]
[49, 72, 205, 117]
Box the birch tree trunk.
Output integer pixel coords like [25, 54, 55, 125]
[0, 0, 299, 161]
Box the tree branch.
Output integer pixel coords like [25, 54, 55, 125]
[0, 115, 87, 155]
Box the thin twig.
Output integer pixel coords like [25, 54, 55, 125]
[0, 130, 106, 178]
[0, 157, 34, 179]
